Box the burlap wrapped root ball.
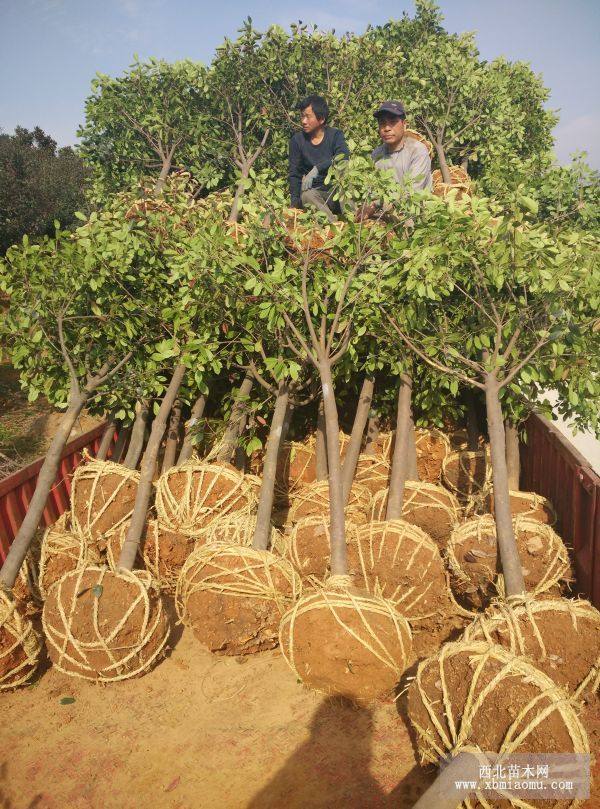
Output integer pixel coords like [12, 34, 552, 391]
[194, 511, 287, 556]
[442, 448, 492, 514]
[354, 454, 391, 496]
[176, 544, 302, 655]
[370, 482, 461, 551]
[353, 521, 469, 657]
[279, 582, 412, 703]
[71, 456, 140, 550]
[407, 640, 589, 808]
[38, 514, 102, 599]
[464, 595, 600, 701]
[287, 515, 361, 584]
[43, 566, 170, 682]
[288, 480, 372, 526]
[447, 515, 573, 610]
[155, 461, 257, 535]
[0, 590, 42, 690]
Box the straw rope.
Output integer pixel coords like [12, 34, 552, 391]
[354, 454, 391, 495]
[493, 490, 557, 526]
[175, 544, 302, 626]
[275, 441, 316, 496]
[194, 511, 287, 556]
[464, 594, 600, 701]
[38, 518, 102, 600]
[0, 589, 42, 690]
[286, 515, 361, 583]
[105, 519, 145, 573]
[442, 449, 492, 498]
[13, 528, 44, 613]
[447, 515, 572, 608]
[288, 480, 372, 525]
[42, 566, 169, 682]
[408, 639, 589, 809]
[70, 454, 140, 545]
[154, 461, 257, 536]
[279, 586, 412, 698]
[432, 167, 473, 201]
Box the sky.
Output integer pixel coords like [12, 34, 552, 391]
[1, 0, 599, 167]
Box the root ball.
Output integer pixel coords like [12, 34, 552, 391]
[0, 590, 42, 690]
[288, 480, 371, 525]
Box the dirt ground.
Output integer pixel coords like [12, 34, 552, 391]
[0, 363, 101, 476]
[0, 614, 436, 809]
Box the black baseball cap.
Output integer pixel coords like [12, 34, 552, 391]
[373, 101, 406, 119]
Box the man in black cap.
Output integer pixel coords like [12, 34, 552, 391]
[370, 100, 432, 192]
[288, 94, 350, 222]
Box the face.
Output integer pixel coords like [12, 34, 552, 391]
[300, 105, 325, 134]
[377, 114, 406, 148]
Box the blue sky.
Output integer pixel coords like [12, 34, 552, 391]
[1, 0, 598, 167]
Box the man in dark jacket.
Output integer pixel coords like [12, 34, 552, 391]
[288, 95, 349, 222]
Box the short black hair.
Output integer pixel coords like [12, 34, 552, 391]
[298, 94, 329, 123]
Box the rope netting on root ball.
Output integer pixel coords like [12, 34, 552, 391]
[353, 521, 471, 657]
[38, 515, 102, 599]
[70, 455, 140, 550]
[432, 167, 473, 201]
[154, 461, 257, 535]
[286, 516, 361, 584]
[0, 590, 42, 690]
[194, 512, 287, 556]
[176, 544, 302, 655]
[407, 640, 589, 809]
[447, 515, 573, 610]
[42, 566, 170, 682]
[105, 519, 145, 572]
[366, 428, 451, 485]
[463, 595, 600, 701]
[370, 482, 462, 551]
[485, 490, 557, 526]
[288, 480, 372, 526]
[275, 441, 317, 494]
[442, 448, 492, 515]
[142, 520, 195, 593]
[354, 454, 391, 496]
[12, 530, 43, 617]
[279, 579, 412, 704]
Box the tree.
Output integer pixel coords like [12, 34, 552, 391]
[0, 127, 88, 254]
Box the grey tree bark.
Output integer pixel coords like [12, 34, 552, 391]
[386, 373, 413, 521]
[178, 394, 206, 465]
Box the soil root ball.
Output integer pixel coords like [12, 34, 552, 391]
[486, 490, 557, 526]
[176, 544, 302, 655]
[442, 449, 492, 513]
[105, 519, 146, 573]
[194, 512, 287, 556]
[464, 595, 600, 700]
[447, 514, 573, 609]
[288, 480, 371, 525]
[354, 454, 391, 495]
[279, 581, 412, 703]
[155, 461, 257, 535]
[353, 521, 470, 656]
[370, 482, 461, 550]
[141, 519, 196, 594]
[0, 590, 42, 690]
[407, 640, 589, 806]
[275, 441, 317, 494]
[12, 529, 44, 616]
[71, 455, 140, 549]
[415, 428, 451, 484]
[42, 566, 170, 682]
[286, 516, 361, 583]
[38, 515, 102, 599]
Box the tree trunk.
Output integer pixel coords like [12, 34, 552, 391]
[253, 382, 290, 551]
[319, 361, 347, 576]
[123, 400, 150, 470]
[96, 411, 117, 461]
[233, 411, 250, 472]
[406, 414, 419, 481]
[161, 399, 182, 473]
[111, 425, 130, 464]
[315, 398, 328, 481]
[386, 373, 413, 521]
[484, 375, 525, 597]
[434, 139, 452, 185]
[341, 376, 375, 502]
[153, 155, 172, 195]
[118, 365, 187, 571]
[178, 394, 206, 465]
[505, 420, 520, 491]
[227, 165, 249, 224]
[0, 393, 88, 589]
[216, 371, 253, 464]
[466, 391, 480, 451]
[364, 414, 380, 456]
[460, 155, 469, 173]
